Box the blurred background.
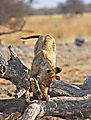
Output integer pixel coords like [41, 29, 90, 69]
[1, 0, 91, 100]
[0, 0, 91, 43]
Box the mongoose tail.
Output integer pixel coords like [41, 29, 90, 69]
[20, 35, 40, 40]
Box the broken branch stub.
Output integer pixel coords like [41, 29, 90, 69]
[0, 45, 31, 90]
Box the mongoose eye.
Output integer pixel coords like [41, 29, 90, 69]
[55, 67, 62, 74]
[46, 68, 51, 73]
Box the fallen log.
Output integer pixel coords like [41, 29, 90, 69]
[20, 95, 91, 120]
[51, 80, 91, 97]
[0, 95, 91, 119]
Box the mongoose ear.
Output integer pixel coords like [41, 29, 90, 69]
[55, 67, 62, 74]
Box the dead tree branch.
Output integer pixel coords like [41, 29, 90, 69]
[0, 20, 33, 36]
[0, 45, 30, 87]
[51, 80, 91, 97]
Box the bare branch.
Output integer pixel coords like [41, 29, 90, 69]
[0, 20, 33, 36]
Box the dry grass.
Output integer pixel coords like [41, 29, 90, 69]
[23, 13, 91, 42]
[0, 13, 91, 44]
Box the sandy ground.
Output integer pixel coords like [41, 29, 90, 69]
[0, 39, 91, 99]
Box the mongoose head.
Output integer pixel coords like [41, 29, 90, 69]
[40, 66, 62, 87]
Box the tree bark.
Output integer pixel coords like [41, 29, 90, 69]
[0, 45, 30, 89]
[20, 95, 91, 120]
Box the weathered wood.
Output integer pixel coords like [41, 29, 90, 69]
[0, 97, 26, 113]
[0, 45, 30, 90]
[51, 80, 91, 97]
[0, 97, 27, 119]
[1, 95, 91, 119]
[19, 102, 41, 120]
[20, 95, 91, 120]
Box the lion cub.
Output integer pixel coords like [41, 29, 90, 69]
[21, 35, 61, 101]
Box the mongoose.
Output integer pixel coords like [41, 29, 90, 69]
[21, 35, 61, 101]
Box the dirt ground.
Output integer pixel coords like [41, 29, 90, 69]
[0, 39, 91, 99]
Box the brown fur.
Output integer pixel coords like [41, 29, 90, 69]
[21, 35, 61, 101]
